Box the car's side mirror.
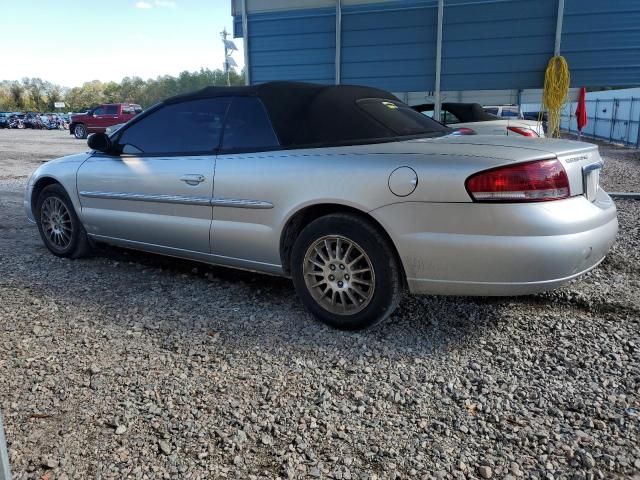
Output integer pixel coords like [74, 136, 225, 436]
[87, 132, 112, 153]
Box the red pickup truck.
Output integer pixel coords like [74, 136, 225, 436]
[70, 103, 142, 139]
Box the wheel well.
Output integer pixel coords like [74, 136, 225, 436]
[31, 177, 62, 212]
[279, 203, 406, 284]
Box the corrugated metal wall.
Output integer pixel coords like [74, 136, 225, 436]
[243, 7, 337, 85]
[441, 0, 557, 90]
[234, 0, 640, 92]
[341, 1, 438, 91]
[562, 0, 640, 87]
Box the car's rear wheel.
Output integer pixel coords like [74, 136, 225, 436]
[36, 184, 90, 258]
[73, 124, 87, 139]
[291, 213, 402, 330]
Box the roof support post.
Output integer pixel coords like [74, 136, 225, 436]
[0, 410, 11, 480]
[335, 0, 342, 84]
[433, 0, 444, 120]
[242, 0, 250, 85]
[554, 0, 564, 55]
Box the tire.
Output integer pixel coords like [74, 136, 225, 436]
[291, 213, 403, 330]
[35, 184, 91, 258]
[73, 124, 87, 139]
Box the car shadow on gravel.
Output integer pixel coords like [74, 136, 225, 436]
[7, 224, 627, 361]
[0, 229, 527, 358]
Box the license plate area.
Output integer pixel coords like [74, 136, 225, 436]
[582, 161, 602, 202]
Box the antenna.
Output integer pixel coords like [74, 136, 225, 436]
[221, 28, 238, 86]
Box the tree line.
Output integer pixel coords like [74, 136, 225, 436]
[0, 68, 245, 113]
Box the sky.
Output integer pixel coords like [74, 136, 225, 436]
[0, 0, 244, 88]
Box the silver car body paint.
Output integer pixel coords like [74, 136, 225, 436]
[26, 135, 618, 295]
[454, 118, 546, 137]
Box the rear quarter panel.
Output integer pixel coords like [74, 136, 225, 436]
[211, 143, 537, 267]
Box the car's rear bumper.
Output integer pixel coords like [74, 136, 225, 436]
[370, 189, 618, 296]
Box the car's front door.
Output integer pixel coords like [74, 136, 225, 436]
[77, 97, 230, 253]
[87, 106, 113, 132]
[209, 97, 282, 268]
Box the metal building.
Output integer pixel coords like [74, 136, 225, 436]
[231, 0, 640, 105]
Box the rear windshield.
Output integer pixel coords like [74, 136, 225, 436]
[357, 98, 449, 136]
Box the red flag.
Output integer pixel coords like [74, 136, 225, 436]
[575, 87, 587, 131]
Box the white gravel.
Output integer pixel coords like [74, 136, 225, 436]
[0, 130, 638, 479]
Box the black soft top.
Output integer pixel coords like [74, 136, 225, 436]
[164, 81, 447, 148]
[412, 102, 499, 122]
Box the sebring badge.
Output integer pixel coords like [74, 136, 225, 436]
[566, 154, 589, 163]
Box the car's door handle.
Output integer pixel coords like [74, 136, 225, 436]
[180, 174, 206, 186]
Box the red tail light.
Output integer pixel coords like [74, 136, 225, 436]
[450, 127, 477, 136]
[507, 126, 539, 137]
[466, 159, 570, 202]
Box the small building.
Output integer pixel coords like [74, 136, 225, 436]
[231, 0, 640, 106]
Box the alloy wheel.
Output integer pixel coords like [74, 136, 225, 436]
[303, 235, 375, 315]
[41, 197, 73, 251]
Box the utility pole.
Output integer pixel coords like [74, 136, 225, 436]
[221, 28, 231, 86]
[220, 28, 238, 86]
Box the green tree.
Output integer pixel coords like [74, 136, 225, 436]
[9, 83, 25, 109]
[0, 68, 245, 112]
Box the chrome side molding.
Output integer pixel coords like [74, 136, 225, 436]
[210, 198, 273, 209]
[79, 191, 212, 206]
[79, 191, 273, 209]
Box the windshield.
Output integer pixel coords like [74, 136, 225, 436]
[357, 98, 449, 137]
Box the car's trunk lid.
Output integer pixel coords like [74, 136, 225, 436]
[409, 135, 602, 199]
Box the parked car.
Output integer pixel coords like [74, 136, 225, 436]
[0, 112, 10, 129]
[413, 102, 545, 137]
[523, 111, 549, 133]
[8, 113, 25, 129]
[23, 113, 45, 129]
[26, 82, 617, 330]
[69, 103, 142, 139]
[483, 105, 522, 118]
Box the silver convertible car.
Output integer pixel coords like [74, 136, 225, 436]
[25, 82, 618, 330]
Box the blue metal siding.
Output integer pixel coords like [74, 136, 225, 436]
[562, 0, 640, 87]
[246, 8, 336, 84]
[441, 0, 556, 90]
[234, 0, 640, 91]
[341, 1, 438, 91]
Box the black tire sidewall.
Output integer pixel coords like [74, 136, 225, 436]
[291, 214, 401, 330]
[36, 185, 84, 258]
[74, 124, 86, 139]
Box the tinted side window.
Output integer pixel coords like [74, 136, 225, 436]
[221, 97, 279, 152]
[501, 108, 519, 117]
[442, 110, 461, 124]
[105, 105, 118, 114]
[484, 108, 499, 115]
[93, 106, 106, 115]
[118, 98, 230, 155]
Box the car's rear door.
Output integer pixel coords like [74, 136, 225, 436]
[77, 97, 230, 253]
[209, 97, 282, 269]
[87, 106, 112, 132]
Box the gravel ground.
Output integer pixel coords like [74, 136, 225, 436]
[0, 130, 638, 480]
[560, 132, 640, 193]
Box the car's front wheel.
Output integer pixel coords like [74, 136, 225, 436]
[73, 124, 87, 139]
[35, 184, 90, 258]
[291, 213, 403, 330]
